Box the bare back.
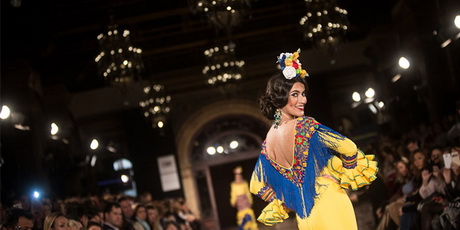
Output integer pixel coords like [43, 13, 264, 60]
[265, 119, 297, 168]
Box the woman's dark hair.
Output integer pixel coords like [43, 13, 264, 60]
[259, 72, 308, 120]
[133, 204, 146, 218]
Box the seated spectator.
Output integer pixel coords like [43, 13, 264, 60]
[102, 203, 123, 230]
[439, 147, 460, 230]
[87, 222, 102, 230]
[44, 212, 70, 230]
[132, 205, 150, 230]
[376, 157, 416, 230]
[138, 193, 152, 206]
[159, 212, 182, 230]
[145, 206, 162, 230]
[117, 197, 135, 230]
[66, 202, 88, 229]
[173, 199, 200, 230]
[1, 208, 34, 230]
[68, 219, 83, 230]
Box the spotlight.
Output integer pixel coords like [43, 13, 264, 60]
[33, 191, 40, 199]
[0, 105, 11, 119]
[207, 146, 216, 155]
[352, 92, 361, 102]
[365, 88, 375, 98]
[50, 123, 59, 135]
[398, 57, 410, 69]
[229, 140, 239, 149]
[90, 139, 99, 150]
[121, 175, 129, 183]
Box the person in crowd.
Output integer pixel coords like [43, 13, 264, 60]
[132, 204, 150, 230]
[1, 208, 34, 230]
[138, 193, 152, 206]
[68, 219, 83, 230]
[66, 202, 88, 230]
[159, 212, 182, 230]
[87, 210, 102, 225]
[86, 222, 102, 230]
[380, 146, 399, 180]
[118, 197, 134, 219]
[230, 166, 258, 230]
[43, 212, 70, 230]
[173, 200, 199, 230]
[404, 138, 419, 159]
[145, 206, 162, 230]
[399, 149, 431, 229]
[439, 146, 460, 230]
[102, 203, 123, 230]
[376, 158, 415, 230]
[249, 49, 378, 229]
[117, 197, 134, 230]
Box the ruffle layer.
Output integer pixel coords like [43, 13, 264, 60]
[329, 151, 378, 190]
[257, 199, 289, 226]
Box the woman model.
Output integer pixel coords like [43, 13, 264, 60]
[249, 50, 378, 229]
[230, 166, 258, 230]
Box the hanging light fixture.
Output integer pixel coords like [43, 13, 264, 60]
[202, 41, 245, 86]
[95, 24, 144, 90]
[189, 0, 252, 34]
[139, 83, 171, 129]
[299, 0, 349, 53]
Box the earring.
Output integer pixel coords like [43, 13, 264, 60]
[273, 109, 281, 129]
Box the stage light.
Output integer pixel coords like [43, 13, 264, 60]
[365, 88, 375, 98]
[229, 140, 239, 149]
[121, 175, 129, 183]
[51, 123, 59, 135]
[398, 57, 410, 69]
[207, 146, 216, 155]
[33, 191, 40, 199]
[90, 139, 99, 150]
[352, 92, 361, 102]
[0, 105, 11, 119]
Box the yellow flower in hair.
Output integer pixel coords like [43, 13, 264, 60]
[285, 59, 293, 66]
[301, 69, 307, 78]
[292, 52, 299, 61]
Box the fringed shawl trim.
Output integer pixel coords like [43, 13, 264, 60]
[253, 116, 345, 218]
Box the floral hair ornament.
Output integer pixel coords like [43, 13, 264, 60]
[277, 48, 309, 79]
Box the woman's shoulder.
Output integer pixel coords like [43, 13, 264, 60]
[297, 116, 321, 127]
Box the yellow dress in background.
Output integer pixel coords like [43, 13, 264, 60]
[230, 180, 258, 230]
[250, 116, 378, 230]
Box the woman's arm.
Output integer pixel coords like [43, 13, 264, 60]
[318, 131, 359, 169]
[316, 125, 378, 190]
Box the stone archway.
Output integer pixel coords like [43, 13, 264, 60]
[174, 99, 269, 223]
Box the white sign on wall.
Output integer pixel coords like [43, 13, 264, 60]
[157, 155, 181, 192]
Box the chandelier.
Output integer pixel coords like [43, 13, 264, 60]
[189, 0, 252, 34]
[202, 41, 245, 86]
[299, 0, 349, 51]
[95, 24, 144, 88]
[139, 83, 171, 129]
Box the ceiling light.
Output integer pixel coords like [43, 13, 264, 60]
[207, 146, 216, 155]
[229, 140, 239, 149]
